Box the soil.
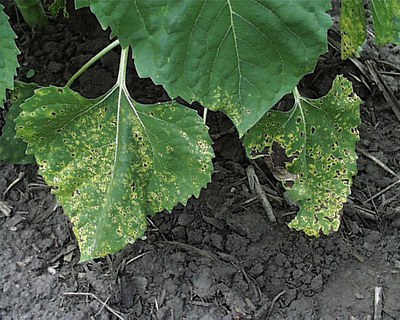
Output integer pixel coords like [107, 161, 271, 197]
[1, 1, 400, 319]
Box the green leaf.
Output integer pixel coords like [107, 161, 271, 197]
[49, 0, 69, 18]
[0, 4, 20, 106]
[26, 69, 35, 78]
[75, 0, 89, 9]
[340, 0, 400, 58]
[76, 0, 332, 136]
[340, 0, 367, 59]
[371, 0, 400, 45]
[16, 86, 213, 261]
[244, 76, 361, 236]
[14, 0, 48, 28]
[0, 81, 37, 164]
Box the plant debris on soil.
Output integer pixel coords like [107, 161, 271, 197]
[1, 1, 400, 319]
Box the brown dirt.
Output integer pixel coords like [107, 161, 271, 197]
[1, 1, 400, 319]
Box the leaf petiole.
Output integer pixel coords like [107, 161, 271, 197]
[116, 45, 129, 89]
[293, 86, 301, 107]
[65, 39, 120, 88]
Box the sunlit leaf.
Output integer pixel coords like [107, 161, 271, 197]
[76, 0, 332, 136]
[16, 85, 213, 261]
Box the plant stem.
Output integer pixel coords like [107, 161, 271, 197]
[246, 165, 276, 223]
[117, 45, 129, 88]
[203, 108, 208, 124]
[14, 0, 47, 28]
[117, 46, 145, 128]
[65, 40, 120, 88]
[293, 86, 301, 106]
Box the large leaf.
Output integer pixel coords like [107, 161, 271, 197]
[0, 4, 20, 106]
[371, 0, 400, 45]
[341, 0, 400, 58]
[244, 76, 361, 236]
[0, 81, 37, 164]
[76, 0, 332, 136]
[16, 85, 213, 261]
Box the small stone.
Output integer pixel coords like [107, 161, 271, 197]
[310, 274, 323, 292]
[355, 292, 365, 300]
[187, 229, 203, 244]
[47, 266, 57, 275]
[177, 213, 195, 226]
[282, 288, 297, 306]
[292, 269, 304, 280]
[249, 263, 264, 276]
[47, 61, 64, 73]
[209, 233, 223, 250]
[302, 273, 313, 284]
[274, 268, 285, 279]
[172, 226, 186, 240]
[0, 177, 7, 190]
[391, 217, 400, 228]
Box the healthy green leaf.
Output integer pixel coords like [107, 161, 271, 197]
[16, 85, 213, 261]
[244, 76, 361, 236]
[0, 81, 37, 164]
[0, 4, 20, 106]
[371, 0, 400, 45]
[76, 0, 332, 136]
[340, 0, 367, 59]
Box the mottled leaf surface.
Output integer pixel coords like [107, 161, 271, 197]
[244, 76, 361, 236]
[16, 86, 213, 261]
[0, 5, 20, 105]
[0, 81, 37, 164]
[340, 0, 367, 59]
[76, 0, 332, 136]
[371, 0, 400, 45]
[341, 0, 400, 58]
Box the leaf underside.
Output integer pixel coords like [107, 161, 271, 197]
[244, 76, 361, 236]
[76, 0, 332, 136]
[16, 86, 213, 261]
[0, 4, 20, 105]
[0, 81, 37, 164]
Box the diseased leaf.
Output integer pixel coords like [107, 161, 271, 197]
[244, 76, 361, 236]
[340, 0, 367, 59]
[16, 85, 213, 261]
[76, 0, 332, 136]
[0, 4, 20, 106]
[0, 81, 37, 164]
[371, 0, 400, 45]
[340, 0, 400, 58]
